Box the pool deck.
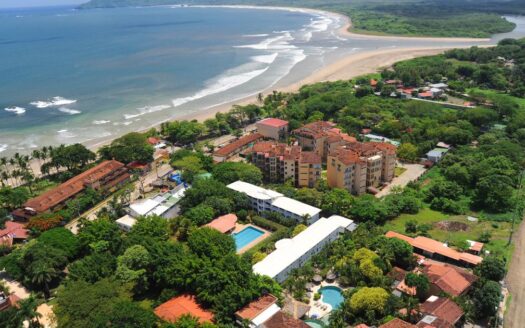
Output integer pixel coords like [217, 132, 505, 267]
[234, 223, 271, 254]
[307, 282, 343, 319]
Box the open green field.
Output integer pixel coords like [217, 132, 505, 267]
[384, 207, 514, 260]
[468, 88, 525, 109]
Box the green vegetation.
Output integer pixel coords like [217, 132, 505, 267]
[79, 0, 520, 38]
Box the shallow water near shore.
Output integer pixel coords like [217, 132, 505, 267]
[0, 5, 524, 156]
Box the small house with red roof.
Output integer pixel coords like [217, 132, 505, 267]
[380, 318, 416, 328]
[256, 118, 289, 141]
[154, 294, 214, 324]
[0, 221, 29, 247]
[0, 292, 20, 312]
[417, 296, 464, 328]
[205, 214, 238, 234]
[421, 262, 477, 297]
[235, 294, 281, 327]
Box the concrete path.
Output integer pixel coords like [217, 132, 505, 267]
[376, 163, 426, 198]
[504, 221, 525, 328]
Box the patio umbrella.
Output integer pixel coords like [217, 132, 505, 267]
[305, 283, 315, 291]
[326, 272, 337, 281]
[313, 275, 323, 283]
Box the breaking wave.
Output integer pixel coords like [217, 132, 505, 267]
[4, 106, 26, 115]
[30, 96, 77, 108]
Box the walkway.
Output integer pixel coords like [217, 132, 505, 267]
[504, 221, 525, 328]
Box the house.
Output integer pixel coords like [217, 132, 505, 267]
[115, 215, 137, 232]
[418, 91, 434, 99]
[253, 215, 356, 283]
[213, 133, 263, 162]
[380, 318, 416, 328]
[12, 160, 130, 220]
[0, 292, 19, 312]
[420, 262, 477, 297]
[370, 79, 378, 87]
[154, 294, 214, 324]
[429, 83, 448, 90]
[235, 294, 281, 327]
[417, 296, 464, 328]
[256, 118, 289, 140]
[227, 181, 321, 224]
[205, 214, 238, 234]
[385, 231, 483, 267]
[147, 137, 167, 149]
[128, 183, 187, 219]
[327, 142, 397, 195]
[466, 240, 484, 255]
[246, 141, 321, 187]
[0, 221, 29, 247]
[261, 311, 310, 328]
[426, 148, 449, 163]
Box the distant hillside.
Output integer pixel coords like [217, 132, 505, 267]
[78, 0, 524, 38]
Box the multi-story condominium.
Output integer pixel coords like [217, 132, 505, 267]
[12, 160, 130, 220]
[252, 215, 357, 283]
[246, 141, 321, 188]
[327, 142, 397, 195]
[256, 118, 289, 141]
[292, 121, 357, 160]
[227, 181, 321, 224]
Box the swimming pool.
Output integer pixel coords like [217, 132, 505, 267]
[233, 226, 264, 251]
[304, 319, 325, 328]
[320, 286, 344, 309]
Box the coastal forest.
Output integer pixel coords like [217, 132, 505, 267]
[79, 0, 524, 38]
[1, 38, 524, 327]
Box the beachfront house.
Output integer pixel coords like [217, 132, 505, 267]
[226, 181, 321, 224]
[253, 215, 356, 283]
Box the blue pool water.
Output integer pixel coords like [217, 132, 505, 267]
[233, 226, 264, 251]
[320, 286, 344, 309]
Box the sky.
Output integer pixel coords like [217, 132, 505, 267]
[0, 0, 85, 8]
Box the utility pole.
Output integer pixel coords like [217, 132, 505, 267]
[508, 169, 525, 246]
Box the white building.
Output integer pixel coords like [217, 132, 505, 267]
[227, 181, 321, 224]
[129, 184, 187, 219]
[116, 214, 137, 232]
[253, 215, 357, 283]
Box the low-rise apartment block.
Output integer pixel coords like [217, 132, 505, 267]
[256, 118, 289, 141]
[246, 141, 321, 188]
[292, 121, 357, 160]
[227, 181, 321, 224]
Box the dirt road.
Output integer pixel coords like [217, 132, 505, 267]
[504, 221, 525, 328]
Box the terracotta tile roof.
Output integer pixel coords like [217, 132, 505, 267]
[355, 324, 370, 328]
[330, 147, 365, 166]
[249, 141, 302, 161]
[205, 214, 237, 234]
[23, 160, 126, 213]
[468, 241, 484, 252]
[372, 142, 397, 155]
[292, 121, 336, 139]
[370, 79, 378, 87]
[0, 221, 29, 247]
[147, 137, 160, 145]
[258, 118, 289, 128]
[380, 318, 417, 328]
[419, 297, 464, 327]
[214, 133, 263, 157]
[385, 231, 483, 266]
[421, 263, 477, 297]
[397, 278, 417, 296]
[300, 151, 321, 165]
[261, 311, 310, 328]
[419, 91, 433, 98]
[154, 294, 214, 324]
[236, 294, 278, 320]
[0, 293, 20, 311]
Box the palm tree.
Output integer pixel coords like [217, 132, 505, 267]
[13, 295, 42, 328]
[30, 265, 58, 300]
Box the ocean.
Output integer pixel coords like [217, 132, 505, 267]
[1, 5, 524, 156]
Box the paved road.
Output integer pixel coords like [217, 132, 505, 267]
[504, 221, 525, 328]
[375, 163, 427, 197]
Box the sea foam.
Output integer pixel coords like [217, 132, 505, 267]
[123, 104, 171, 120]
[0, 144, 7, 153]
[4, 106, 26, 115]
[93, 120, 111, 125]
[58, 107, 81, 115]
[252, 53, 278, 64]
[30, 96, 77, 108]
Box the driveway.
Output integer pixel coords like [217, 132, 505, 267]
[375, 163, 427, 197]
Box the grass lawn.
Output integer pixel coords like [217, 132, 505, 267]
[395, 166, 407, 177]
[385, 207, 514, 260]
[467, 88, 525, 109]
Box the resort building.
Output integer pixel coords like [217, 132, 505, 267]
[213, 133, 263, 162]
[235, 294, 309, 328]
[205, 214, 238, 234]
[256, 118, 289, 141]
[128, 183, 187, 219]
[327, 142, 397, 195]
[292, 121, 357, 160]
[12, 160, 130, 220]
[115, 215, 137, 232]
[385, 231, 483, 267]
[417, 296, 464, 328]
[154, 294, 214, 324]
[420, 262, 477, 297]
[227, 181, 321, 224]
[246, 141, 321, 187]
[0, 221, 29, 247]
[252, 215, 357, 283]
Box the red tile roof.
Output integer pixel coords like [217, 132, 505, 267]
[380, 318, 416, 328]
[370, 79, 378, 87]
[214, 133, 263, 157]
[23, 160, 127, 213]
[236, 294, 278, 320]
[421, 263, 477, 297]
[261, 311, 310, 328]
[385, 231, 483, 266]
[419, 91, 433, 98]
[205, 214, 238, 234]
[258, 118, 289, 128]
[355, 324, 370, 328]
[0, 293, 20, 311]
[249, 141, 302, 161]
[147, 137, 160, 145]
[468, 241, 484, 253]
[155, 294, 214, 324]
[419, 297, 464, 327]
[299, 151, 321, 165]
[330, 147, 365, 166]
[0, 221, 29, 247]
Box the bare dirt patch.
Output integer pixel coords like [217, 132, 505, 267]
[434, 220, 469, 232]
